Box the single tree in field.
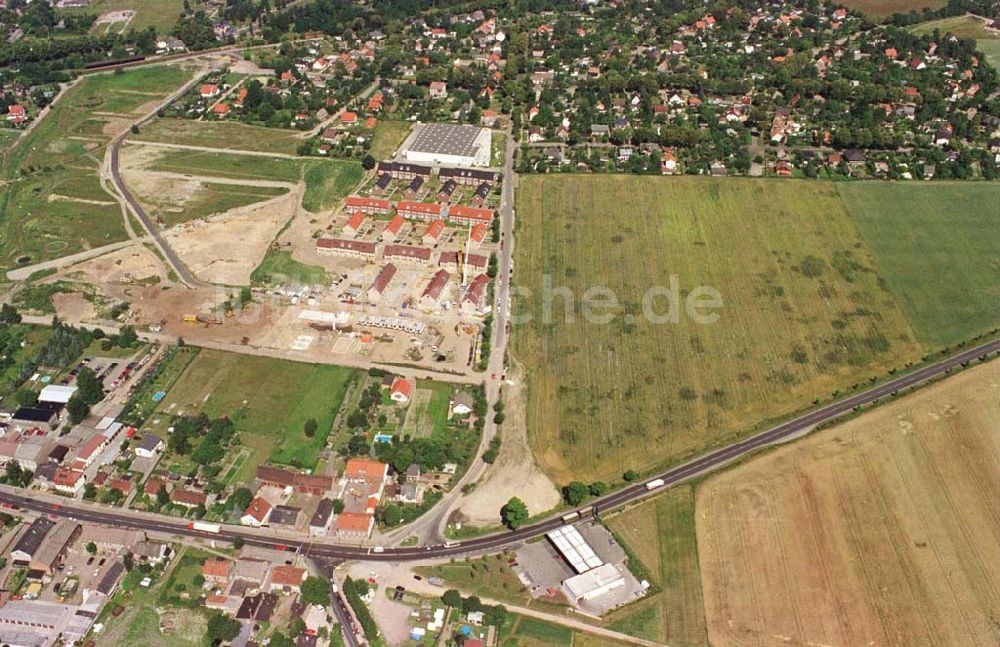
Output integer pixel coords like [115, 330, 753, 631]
[500, 497, 529, 530]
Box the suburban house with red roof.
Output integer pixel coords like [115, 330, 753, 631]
[241, 497, 273, 527]
[390, 378, 413, 403]
[343, 212, 366, 236]
[200, 84, 220, 98]
[422, 219, 446, 245]
[381, 214, 409, 242]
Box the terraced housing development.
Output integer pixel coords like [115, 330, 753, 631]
[0, 0, 997, 645]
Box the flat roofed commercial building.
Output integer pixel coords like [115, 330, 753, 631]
[563, 562, 626, 602]
[547, 525, 604, 574]
[403, 123, 492, 167]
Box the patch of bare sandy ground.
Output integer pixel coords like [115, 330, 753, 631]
[455, 363, 561, 525]
[697, 359, 1000, 647]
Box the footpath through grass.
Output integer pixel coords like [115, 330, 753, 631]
[838, 182, 1000, 349]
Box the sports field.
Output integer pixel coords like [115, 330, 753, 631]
[838, 182, 1000, 348]
[512, 176, 922, 482]
[697, 358, 1000, 646]
[0, 66, 194, 270]
[149, 350, 357, 480]
[605, 485, 707, 646]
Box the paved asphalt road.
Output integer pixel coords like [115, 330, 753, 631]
[1, 336, 996, 562]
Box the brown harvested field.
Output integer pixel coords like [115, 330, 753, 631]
[840, 0, 947, 18]
[697, 359, 1000, 647]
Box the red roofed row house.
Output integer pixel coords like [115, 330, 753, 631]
[381, 214, 410, 241]
[396, 200, 442, 222]
[447, 205, 494, 225]
[316, 238, 377, 259]
[420, 269, 451, 309]
[368, 263, 398, 301]
[383, 244, 432, 266]
[345, 196, 392, 215]
[462, 274, 490, 315]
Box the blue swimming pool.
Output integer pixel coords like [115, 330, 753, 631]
[374, 433, 394, 443]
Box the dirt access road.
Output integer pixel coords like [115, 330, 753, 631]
[697, 359, 1000, 647]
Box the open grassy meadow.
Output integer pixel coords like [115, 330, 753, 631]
[838, 182, 1000, 348]
[910, 14, 996, 38]
[513, 175, 922, 483]
[135, 180, 289, 227]
[135, 118, 303, 155]
[841, 0, 946, 17]
[369, 120, 412, 159]
[605, 485, 707, 646]
[0, 65, 194, 270]
[143, 149, 363, 213]
[250, 249, 330, 285]
[697, 358, 1000, 647]
[148, 350, 358, 480]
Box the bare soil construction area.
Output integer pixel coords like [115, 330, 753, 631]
[697, 359, 1000, 647]
[454, 365, 561, 526]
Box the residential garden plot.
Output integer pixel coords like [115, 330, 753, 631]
[0, 65, 194, 270]
[512, 175, 922, 483]
[605, 485, 707, 646]
[135, 118, 304, 155]
[399, 382, 455, 439]
[697, 359, 1000, 647]
[148, 350, 357, 480]
[839, 182, 1000, 348]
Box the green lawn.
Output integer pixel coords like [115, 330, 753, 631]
[976, 39, 1000, 70]
[369, 120, 412, 159]
[911, 14, 996, 39]
[838, 182, 1000, 348]
[151, 350, 358, 479]
[250, 249, 330, 285]
[302, 160, 365, 212]
[513, 175, 922, 483]
[511, 617, 573, 644]
[605, 485, 708, 646]
[136, 118, 304, 155]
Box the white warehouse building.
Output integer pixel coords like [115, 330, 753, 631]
[402, 123, 492, 167]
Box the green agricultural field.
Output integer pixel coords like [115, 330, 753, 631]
[509, 617, 573, 645]
[605, 485, 708, 646]
[512, 175, 922, 483]
[839, 182, 1000, 348]
[369, 120, 412, 159]
[149, 350, 357, 480]
[135, 118, 303, 155]
[0, 65, 194, 270]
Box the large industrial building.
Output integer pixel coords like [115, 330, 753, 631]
[402, 123, 492, 167]
[547, 525, 628, 602]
